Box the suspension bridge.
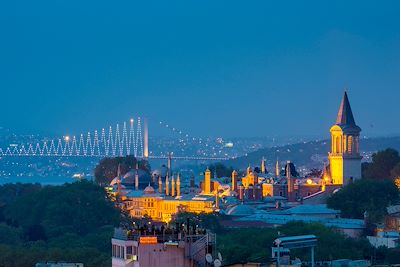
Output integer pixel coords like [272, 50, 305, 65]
[0, 117, 231, 161]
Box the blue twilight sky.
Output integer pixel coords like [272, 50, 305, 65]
[0, 1, 399, 138]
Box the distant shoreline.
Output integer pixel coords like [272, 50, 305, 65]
[0, 176, 77, 185]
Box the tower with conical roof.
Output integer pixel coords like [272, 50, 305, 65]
[329, 92, 362, 185]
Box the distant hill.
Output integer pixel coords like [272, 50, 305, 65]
[226, 136, 400, 170]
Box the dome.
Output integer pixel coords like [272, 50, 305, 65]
[152, 170, 161, 177]
[122, 169, 153, 189]
[227, 204, 255, 216]
[144, 185, 156, 194]
[152, 165, 169, 178]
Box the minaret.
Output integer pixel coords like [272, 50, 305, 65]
[165, 175, 169, 196]
[261, 157, 266, 174]
[329, 92, 362, 185]
[171, 175, 175, 197]
[190, 174, 195, 193]
[176, 173, 181, 197]
[286, 161, 294, 201]
[135, 162, 139, 191]
[158, 175, 163, 193]
[117, 164, 122, 196]
[275, 159, 280, 177]
[204, 168, 211, 195]
[231, 170, 238, 192]
[167, 153, 172, 177]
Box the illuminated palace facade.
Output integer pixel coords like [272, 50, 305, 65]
[110, 173, 216, 223]
[108, 92, 362, 221]
[229, 92, 362, 202]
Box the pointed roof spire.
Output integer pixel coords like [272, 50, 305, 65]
[336, 91, 356, 126]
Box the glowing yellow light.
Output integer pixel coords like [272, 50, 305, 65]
[306, 179, 313, 185]
[64, 136, 70, 142]
[395, 177, 400, 189]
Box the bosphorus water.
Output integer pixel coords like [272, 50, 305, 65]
[0, 176, 81, 185]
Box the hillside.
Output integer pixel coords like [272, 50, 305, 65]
[227, 136, 400, 170]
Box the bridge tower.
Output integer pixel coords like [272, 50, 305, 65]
[143, 118, 149, 158]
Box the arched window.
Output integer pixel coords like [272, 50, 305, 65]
[335, 136, 341, 153]
[348, 136, 353, 154]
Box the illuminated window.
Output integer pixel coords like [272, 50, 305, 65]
[335, 136, 341, 153]
[348, 136, 353, 154]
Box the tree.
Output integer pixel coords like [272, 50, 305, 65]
[206, 163, 234, 178]
[390, 162, 400, 179]
[173, 212, 223, 233]
[217, 222, 373, 264]
[0, 181, 120, 267]
[280, 162, 299, 177]
[327, 179, 399, 222]
[362, 148, 400, 180]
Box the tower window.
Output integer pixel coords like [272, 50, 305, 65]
[348, 136, 353, 154]
[335, 136, 341, 153]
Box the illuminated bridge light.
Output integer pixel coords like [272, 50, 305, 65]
[0, 117, 231, 161]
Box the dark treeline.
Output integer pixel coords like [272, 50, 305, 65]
[0, 181, 121, 267]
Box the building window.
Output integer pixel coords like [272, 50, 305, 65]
[335, 136, 341, 153]
[348, 136, 353, 154]
[127, 246, 133, 255]
[279, 191, 283, 196]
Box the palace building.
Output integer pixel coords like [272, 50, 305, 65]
[229, 92, 361, 203]
[108, 92, 362, 222]
[109, 171, 216, 223]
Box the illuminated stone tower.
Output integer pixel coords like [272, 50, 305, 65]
[329, 92, 362, 185]
[275, 159, 280, 177]
[231, 170, 238, 192]
[286, 161, 294, 201]
[204, 168, 211, 195]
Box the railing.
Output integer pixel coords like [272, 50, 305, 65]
[113, 228, 210, 244]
